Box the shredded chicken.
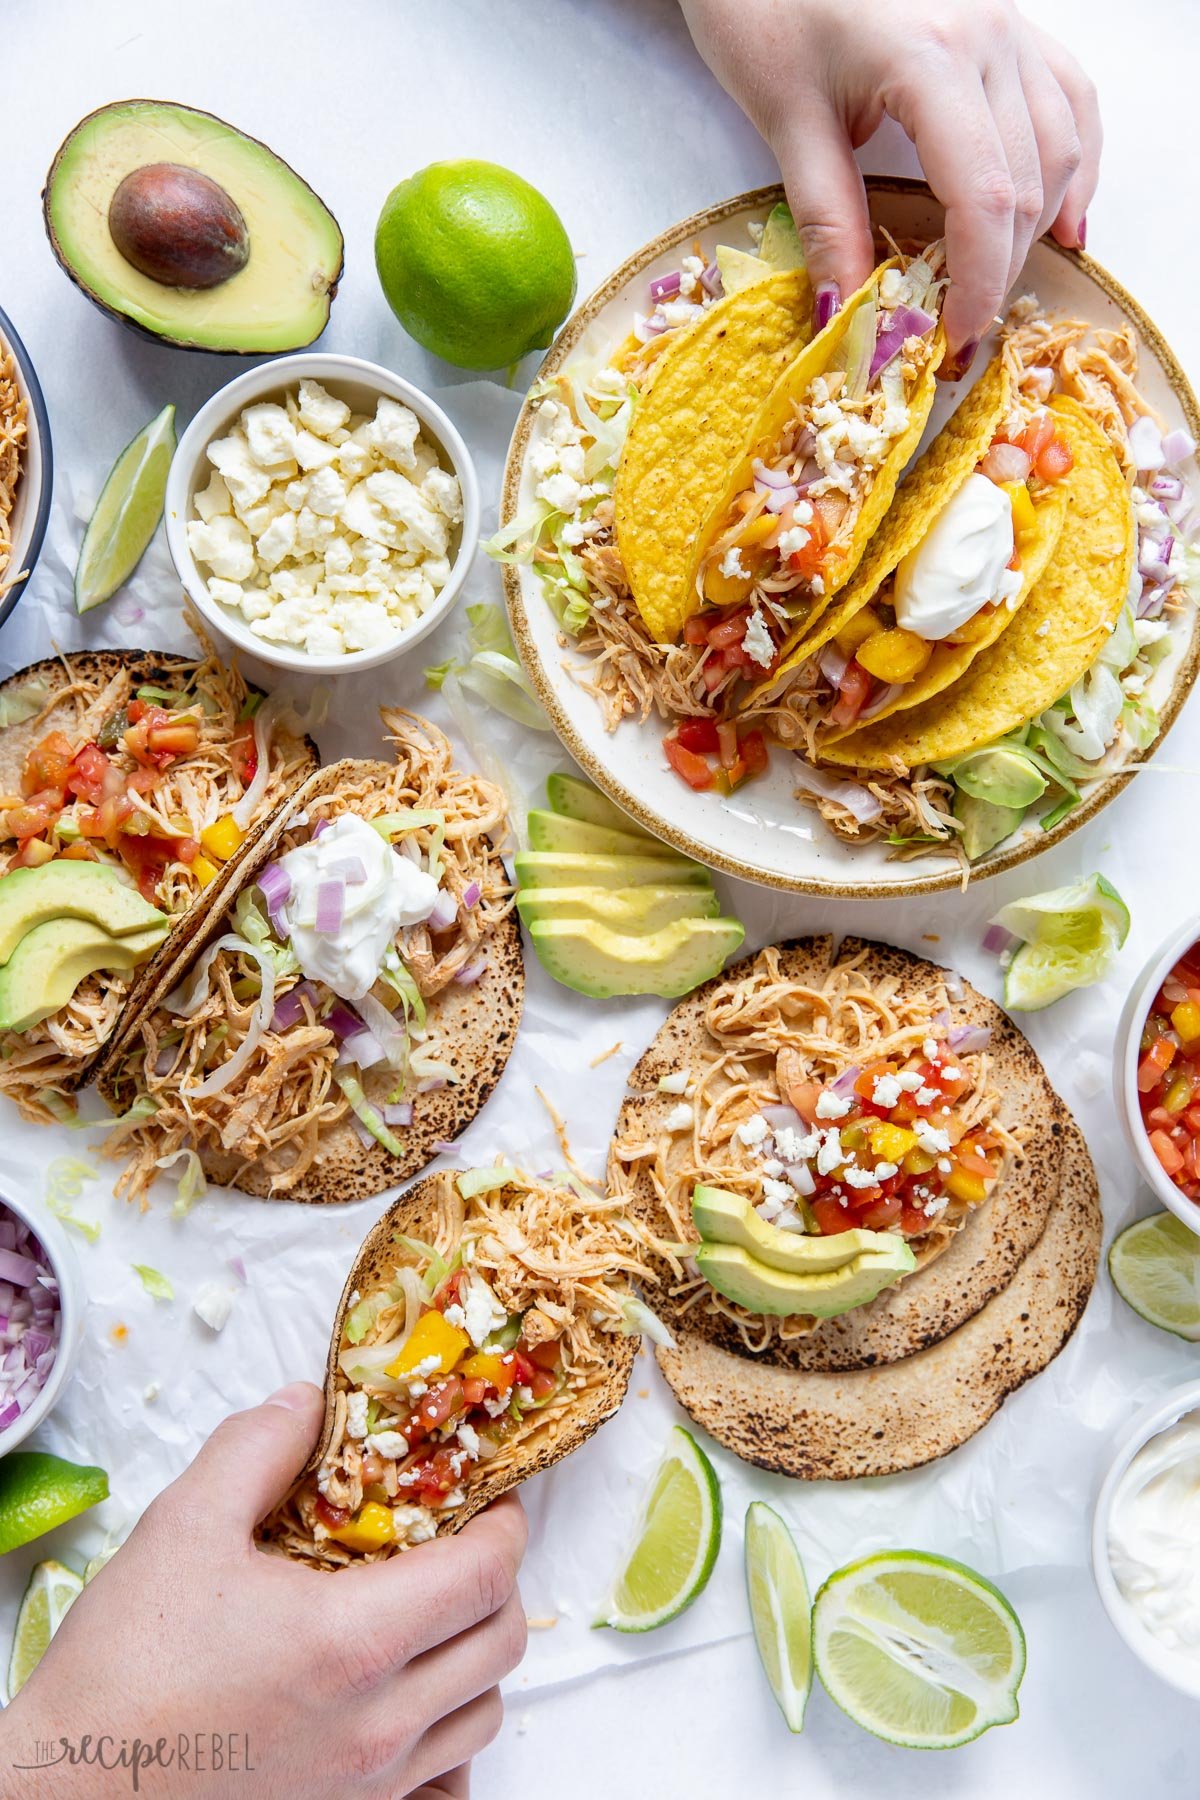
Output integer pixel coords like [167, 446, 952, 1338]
[0, 346, 26, 601]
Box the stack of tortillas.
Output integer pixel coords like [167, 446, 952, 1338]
[612, 935, 1101, 1480]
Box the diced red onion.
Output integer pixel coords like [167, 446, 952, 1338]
[417, 1076, 447, 1093]
[0, 1207, 61, 1434]
[315, 879, 345, 935]
[1128, 415, 1165, 471]
[765, 484, 799, 513]
[753, 460, 794, 491]
[861, 681, 905, 720]
[153, 1045, 177, 1075]
[948, 1024, 992, 1054]
[981, 443, 1032, 484]
[794, 457, 822, 492]
[326, 1003, 364, 1040]
[784, 1162, 816, 1197]
[312, 818, 331, 838]
[870, 305, 935, 379]
[1139, 536, 1175, 583]
[338, 1029, 386, 1070]
[453, 958, 487, 985]
[1161, 428, 1197, 466]
[650, 272, 681, 303]
[0, 1400, 18, 1431]
[819, 643, 849, 687]
[355, 992, 409, 1070]
[700, 261, 723, 298]
[272, 980, 318, 1032]
[462, 880, 481, 909]
[761, 1103, 806, 1134]
[229, 1255, 248, 1285]
[1138, 582, 1170, 620]
[943, 974, 964, 1004]
[831, 1064, 862, 1095]
[815, 286, 839, 331]
[258, 862, 292, 934]
[982, 924, 1014, 955]
[432, 1139, 461, 1156]
[382, 1102, 414, 1126]
[793, 763, 882, 824]
[0, 1250, 38, 1286]
[1150, 474, 1184, 503]
[633, 311, 666, 343]
[326, 856, 367, 885]
[0, 1224, 12, 1252]
[427, 889, 459, 933]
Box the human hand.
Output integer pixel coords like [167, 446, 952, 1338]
[0, 1384, 528, 1799]
[680, 0, 1100, 363]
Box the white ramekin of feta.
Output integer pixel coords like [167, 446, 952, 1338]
[165, 354, 479, 672]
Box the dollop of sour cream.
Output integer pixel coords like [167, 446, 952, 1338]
[1108, 1412, 1200, 1661]
[278, 814, 438, 1000]
[894, 473, 1020, 640]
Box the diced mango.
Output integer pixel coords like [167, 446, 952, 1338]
[834, 608, 880, 656]
[200, 815, 246, 862]
[328, 1502, 395, 1552]
[1171, 1001, 1200, 1051]
[461, 1350, 515, 1393]
[385, 1308, 470, 1379]
[192, 855, 220, 888]
[944, 1163, 988, 1205]
[867, 1120, 919, 1162]
[902, 1145, 940, 1177]
[703, 560, 757, 608]
[1001, 481, 1038, 543]
[737, 513, 779, 549]
[856, 627, 932, 685]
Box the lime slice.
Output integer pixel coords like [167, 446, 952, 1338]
[0, 1452, 109, 1555]
[594, 1425, 721, 1631]
[744, 1502, 813, 1731]
[75, 402, 176, 613]
[992, 872, 1130, 1011]
[813, 1550, 1026, 1749]
[83, 1544, 119, 1583]
[1109, 1211, 1200, 1340]
[7, 1559, 84, 1699]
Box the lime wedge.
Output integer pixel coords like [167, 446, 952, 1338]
[992, 872, 1130, 1010]
[594, 1425, 721, 1631]
[7, 1559, 84, 1699]
[75, 402, 176, 613]
[1109, 1211, 1200, 1340]
[744, 1502, 813, 1731]
[83, 1544, 119, 1583]
[813, 1550, 1026, 1749]
[0, 1451, 109, 1555]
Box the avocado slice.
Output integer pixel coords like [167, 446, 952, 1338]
[691, 1184, 894, 1274]
[516, 885, 719, 932]
[715, 245, 774, 296]
[527, 916, 744, 999]
[759, 203, 804, 271]
[695, 1237, 916, 1319]
[527, 810, 664, 859]
[0, 858, 169, 965]
[514, 851, 709, 891]
[0, 916, 169, 1033]
[954, 790, 1027, 862]
[943, 745, 1047, 809]
[43, 100, 343, 353]
[545, 772, 643, 836]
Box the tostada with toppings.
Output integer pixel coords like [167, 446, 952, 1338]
[96, 712, 521, 1204]
[0, 640, 318, 1121]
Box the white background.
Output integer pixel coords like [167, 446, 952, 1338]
[3, 1, 1200, 1795]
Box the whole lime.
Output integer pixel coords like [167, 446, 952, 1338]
[0, 1452, 109, 1555]
[375, 160, 577, 372]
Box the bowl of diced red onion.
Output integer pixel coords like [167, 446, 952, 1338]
[0, 1192, 84, 1451]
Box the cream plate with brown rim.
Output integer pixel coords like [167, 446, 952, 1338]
[501, 179, 1200, 898]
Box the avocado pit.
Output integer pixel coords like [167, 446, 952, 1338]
[108, 162, 249, 290]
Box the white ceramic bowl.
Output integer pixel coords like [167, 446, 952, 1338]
[1092, 1379, 1200, 1699]
[0, 304, 54, 633]
[1114, 913, 1200, 1237]
[0, 1187, 86, 1456]
[165, 352, 480, 675]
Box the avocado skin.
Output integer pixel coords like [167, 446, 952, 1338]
[691, 1184, 894, 1274]
[0, 915, 169, 1033]
[0, 861, 167, 964]
[42, 98, 344, 354]
[526, 809, 662, 860]
[695, 1237, 915, 1319]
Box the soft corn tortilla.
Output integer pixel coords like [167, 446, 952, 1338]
[0, 650, 318, 1091]
[96, 760, 523, 1202]
[655, 1118, 1099, 1479]
[614, 934, 1065, 1372]
[821, 396, 1135, 770]
[254, 1171, 637, 1564]
[615, 268, 813, 644]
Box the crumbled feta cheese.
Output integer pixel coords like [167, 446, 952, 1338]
[392, 1503, 437, 1544]
[815, 1089, 852, 1120]
[761, 1176, 794, 1206]
[346, 1392, 369, 1439]
[664, 1102, 694, 1132]
[364, 1430, 408, 1459]
[456, 1422, 481, 1458]
[720, 546, 748, 580]
[443, 1303, 467, 1331]
[657, 1070, 690, 1094]
[463, 1277, 508, 1349]
[915, 1086, 940, 1108]
[871, 1074, 902, 1108]
[742, 608, 775, 668]
[774, 1124, 818, 1164]
[923, 1038, 939, 1059]
[297, 378, 351, 437]
[736, 1114, 769, 1148]
[915, 1122, 952, 1156]
[776, 525, 811, 558]
[895, 1071, 924, 1092]
[816, 1129, 844, 1176]
[242, 402, 297, 468]
[843, 1164, 881, 1189]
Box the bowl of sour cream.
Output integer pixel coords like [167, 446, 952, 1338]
[1093, 1380, 1200, 1698]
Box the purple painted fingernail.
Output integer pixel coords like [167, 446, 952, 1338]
[1077, 214, 1088, 251]
[941, 337, 980, 382]
[814, 282, 841, 330]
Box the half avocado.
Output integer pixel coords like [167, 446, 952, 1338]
[695, 1238, 915, 1320]
[43, 99, 344, 353]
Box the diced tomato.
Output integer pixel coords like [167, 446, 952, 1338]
[5, 792, 62, 841]
[898, 1201, 932, 1236]
[675, 718, 720, 754]
[416, 1375, 464, 1433]
[829, 661, 872, 729]
[435, 1270, 467, 1311]
[528, 1368, 557, 1400]
[1016, 414, 1056, 462]
[789, 1081, 825, 1126]
[786, 507, 828, 578]
[22, 732, 74, 799]
[1139, 1036, 1177, 1092]
[1150, 1129, 1185, 1177]
[59, 842, 97, 862]
[65, 743, 115, 806]
[525, 1337, 562, 1372]
[409, 1445, 466, 1503]
[737, 729, 768, 778]
[953, 1141, 997, 1181]
[858, 1192, 901, 1229]
[127, 698, 148, 725]
[15, 837, 56, 868]
[116, 834, 172, 903]
[147, 719, 200, 758]
[664, 735, 715, 791]
[315, 1495, 351, 1531]
[811, 1196, 853, 1235]
[683, 616, 711, 646]
[707, 610, 751, 651]
[1035, 436, 1073, 482]
[511, 1349, 538, 1387]
[462, 1377, 488, 1407]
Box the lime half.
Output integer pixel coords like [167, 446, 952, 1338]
[75, 402, 176, 613]
[1110, 1212, 1200, 1340]
[813, 1550, 1026, 1749]
[0, 1452, 109, 1555]
[594, 1425, 721, 1632]
[7, 1559, 84, 1700]
[745, 1502, 813, 1731]
[992, 872, 1130, 1011]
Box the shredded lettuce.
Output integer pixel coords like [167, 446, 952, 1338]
[393, 1231, 452, 1297]
[0, 677, 51, 728]
[333, 1069, 407, 1158]
[457, 1165, 519, 1199]
[154, 1148, 207, 1218]
[45, 1158, 102, 1242]
[426, 603, 549, 732]
[380, 952, 427, 1030]
[344, 1291, 387, 1345]
[620, 1295, 676, 1349]
[233, 891, 299, 977]
[133, 1263, 174, 1302]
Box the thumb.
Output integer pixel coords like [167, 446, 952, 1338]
[175, 1381, 325, 1536]
[776, 99, 875, 322]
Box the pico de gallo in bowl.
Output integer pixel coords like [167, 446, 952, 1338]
[1119, 923, 1200, 1230]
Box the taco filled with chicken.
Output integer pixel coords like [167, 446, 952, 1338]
[96, 713, 522, 1205]
[255, 1165, 648, 1565]
[0, 644, 318, 1122]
